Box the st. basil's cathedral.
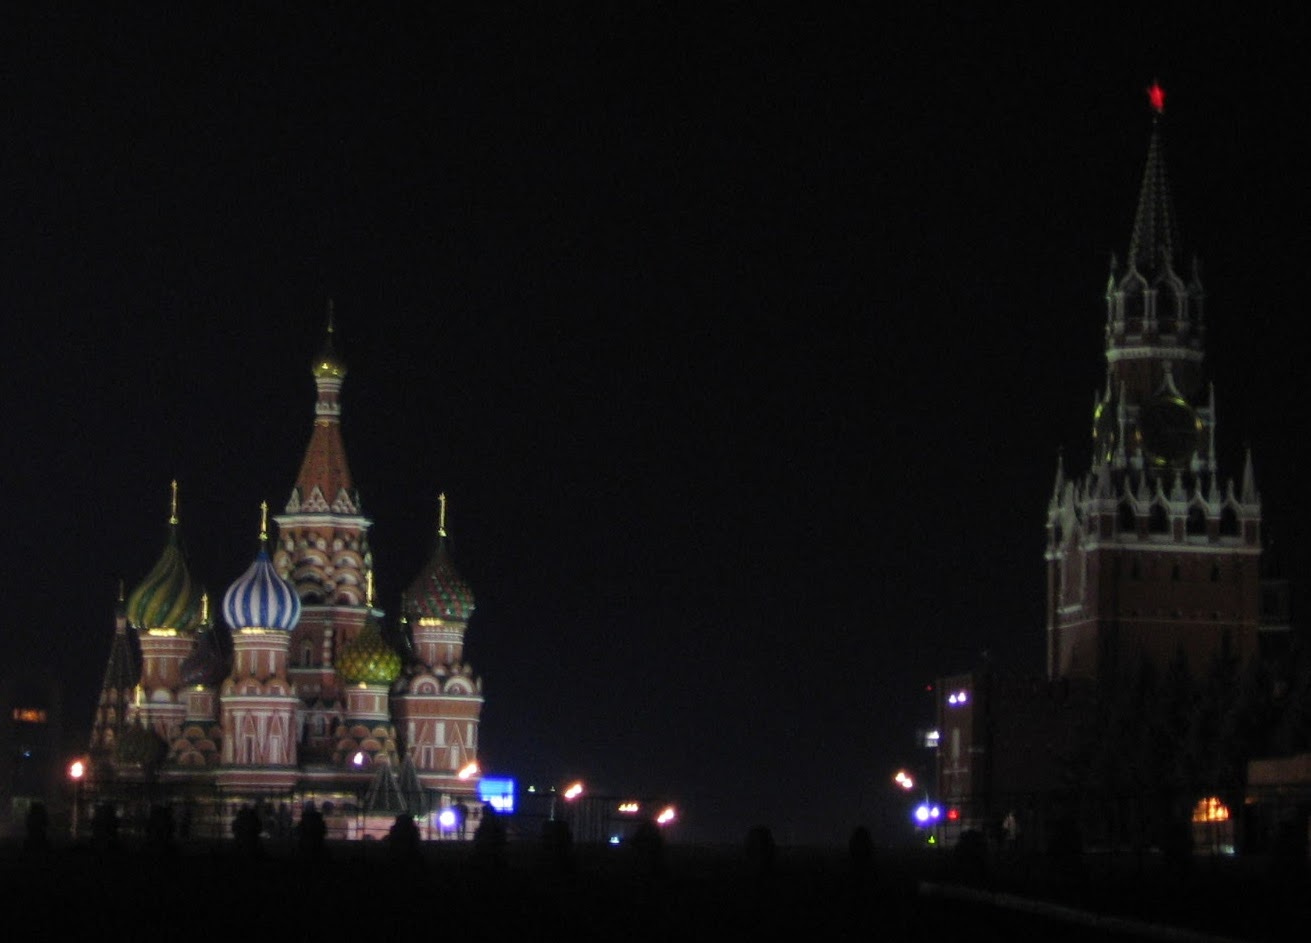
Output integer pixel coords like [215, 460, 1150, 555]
[83, 319, 485, 839]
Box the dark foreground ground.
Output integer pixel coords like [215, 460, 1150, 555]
[1, 835, 1307, 942]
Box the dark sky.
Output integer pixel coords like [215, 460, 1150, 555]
[4, 7, 1310, 845]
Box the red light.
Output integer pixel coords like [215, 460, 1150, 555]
[947, 808, 959, 821]
[1148, 81, 1166, 114]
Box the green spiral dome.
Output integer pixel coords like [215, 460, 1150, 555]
[127, 524, 203, 633]
[337, 617, 402, 685]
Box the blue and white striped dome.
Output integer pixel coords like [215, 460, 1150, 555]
[222, 546, 302, 632]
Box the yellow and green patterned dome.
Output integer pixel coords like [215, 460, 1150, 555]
[126, 483, 203, 634]
[337, 617, 402, 685]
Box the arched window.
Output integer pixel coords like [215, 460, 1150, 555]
[1219, 506, 1239, 537]
[1186, 506, 1206, 536]
[1149, 504, 1169, 534]
[1118, 501, 1137, 534]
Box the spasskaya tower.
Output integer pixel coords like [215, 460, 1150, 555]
[1045, 84, 1261, 682]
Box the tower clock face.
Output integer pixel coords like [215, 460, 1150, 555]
[1137, 394, 1200, 467]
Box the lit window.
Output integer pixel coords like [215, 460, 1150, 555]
[1192, 796, 1230, 822]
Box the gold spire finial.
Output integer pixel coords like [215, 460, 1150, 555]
[201, 591, 210, 624]
[327, 297, 335, 335]
[118, 579, 125, 603]
[366, 569, 374, 607]
[438, 492, 447, 538]
[169, 479, 179, 525]
[259, 501, 269, 543]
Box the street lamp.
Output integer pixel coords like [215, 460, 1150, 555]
[549, 780, 584, 822]
[68, 759, 86, 839]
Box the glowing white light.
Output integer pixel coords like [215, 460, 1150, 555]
[609, 835, 621, 845]
[656, 806, 676, 825]
[564, 781, 584, 800]
[947, 690, 970, 706]
[458, 761, 479, 780]
[618, 801, 640, 814]
[438, 808, 456, 829]
[894, 770, 915, 790]
[352, 751, 366, 767]
[913, 803, 942, 825]
[69, 760, 85, 780]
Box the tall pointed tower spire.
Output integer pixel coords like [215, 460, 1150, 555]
[88, 582, 142, 766]
[272, 303, 376, 762]
[1126, 81, 1181, 278]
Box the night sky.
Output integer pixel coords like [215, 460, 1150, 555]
[4, 7, 1310, 845]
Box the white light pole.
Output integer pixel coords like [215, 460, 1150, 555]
[68, 760, 85, 838]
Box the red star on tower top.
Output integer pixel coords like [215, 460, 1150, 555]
[1148, 81, 1166, 115]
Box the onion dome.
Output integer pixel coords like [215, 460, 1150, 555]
[337, 616, 402, 685]
[181, 599, 232, 686]
[126, 481, 203, 634]
[223, 503, 302, 632]
[313, 300, 347, 379]
[405, 494, 475, 622]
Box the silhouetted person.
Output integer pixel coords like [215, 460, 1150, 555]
[629, 818, 666, 878]
[232, 804, 263, 859]
[387, 813, 423, 867]
[1269, 811, 1308, 881]
[539, 818, 576, 874]
[91, 802, 120, 854]
[453, 796, 469, 840]
[22, 802, 49, 855]
[275, 802, 292, 839]
[297, 801, 327, 861]
[145, 804, 177, 857]
[1160, 817, 1193, 877]
[745, 824, 775, 878]
[1046, 811, 1083, 878]
[848, 825, 875, 876]
[953, 828, 988, 883]
[473, 801, 507, 870]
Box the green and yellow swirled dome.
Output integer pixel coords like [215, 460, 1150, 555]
[127, 487, 203, 633]
[337, 616, 402, 685]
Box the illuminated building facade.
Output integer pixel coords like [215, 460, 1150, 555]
[85, 317, 485, 838]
